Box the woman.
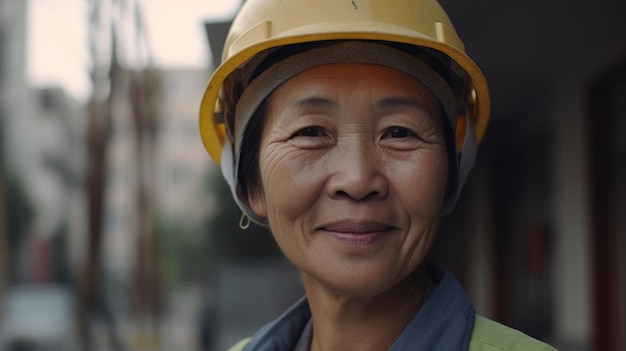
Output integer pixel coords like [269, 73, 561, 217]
[199, 0, 557, 350]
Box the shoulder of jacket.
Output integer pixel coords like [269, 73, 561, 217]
[226, 316, 558, 351]
[226, 337, 251, 351]
[469, 315, 558, 351]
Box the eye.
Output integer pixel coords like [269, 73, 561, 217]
[383, 126, 417, 139]
[294, 126, 326, 138]
[289, 126, 331, 149]
[380, 126, 423, 151]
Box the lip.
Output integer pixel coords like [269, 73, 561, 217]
[320, 220, 391, 245]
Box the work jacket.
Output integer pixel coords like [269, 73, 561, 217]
[228, 262, 557, 351]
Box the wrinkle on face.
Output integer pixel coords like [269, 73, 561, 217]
[248, 63, 449, 298]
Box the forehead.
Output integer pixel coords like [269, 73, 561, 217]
[274, 63, 435, 95]
[267, 63, 439, 113]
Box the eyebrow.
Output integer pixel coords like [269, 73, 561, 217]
[289, 96, 428, 109]
[281, 95, 434, 123]
[375, 97, 430, 111]
[289, 96, 337, 109]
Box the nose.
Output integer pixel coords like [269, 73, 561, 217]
[326, 139, 389, 201]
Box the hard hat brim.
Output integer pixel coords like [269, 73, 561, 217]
[199, 23, 490, 163]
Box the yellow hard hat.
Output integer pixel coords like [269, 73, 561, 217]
[199, 0, 490, 219]
[199, 0, 489, 163]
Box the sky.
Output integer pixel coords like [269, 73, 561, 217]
[27, 0, 240, 102]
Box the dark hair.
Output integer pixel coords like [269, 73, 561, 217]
[236, 98, 269, 204]
[442, 118, 458, 204]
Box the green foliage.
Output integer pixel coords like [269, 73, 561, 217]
[5, 174, 34, 283]
[156, 218, 187, 288]
[6, 174, 34, 240]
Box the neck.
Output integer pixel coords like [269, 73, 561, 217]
[302, 268, 429, 351]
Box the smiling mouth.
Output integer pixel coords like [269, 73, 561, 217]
[323, 222, 389, 233]
[321, 221, 391, 244]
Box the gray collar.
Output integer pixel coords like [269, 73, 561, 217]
[293, 319, 313, 351]
[242, 262, 475, 351]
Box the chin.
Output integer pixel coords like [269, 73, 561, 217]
[302, 259, 416, 298]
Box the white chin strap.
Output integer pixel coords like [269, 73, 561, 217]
[442, 105, 477, 215]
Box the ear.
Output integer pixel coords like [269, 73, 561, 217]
[247, 184, 268, 218]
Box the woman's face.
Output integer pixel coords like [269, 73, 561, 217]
[249, 63, 448, 296]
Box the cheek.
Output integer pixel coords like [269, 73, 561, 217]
[396, 151, 448, 214]
[260, 153, 327, 261]
[259, 149, 325, 225]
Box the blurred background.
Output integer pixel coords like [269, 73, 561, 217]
[0, 0, 624, 350]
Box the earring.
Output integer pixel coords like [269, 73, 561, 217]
[239, 213, 250, 230]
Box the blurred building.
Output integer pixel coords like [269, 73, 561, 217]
[98, 65, 218, 350]
[433, 1, 626, 350]
[155, 68, 215, 231]
[103, 67, 214, 284]
[0, 0, 215, 296]
[1, 1, 227, 349]
[0, 0, 29, 292]
[0, 0, 86, 288]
